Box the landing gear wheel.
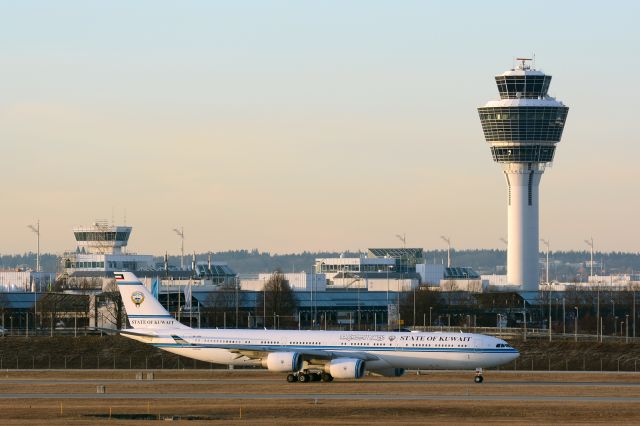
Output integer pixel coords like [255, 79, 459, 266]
[474, 367, 484, 384]
[286, 374, 296, 383]
[298, 373, 310, 383]
[321, 373, 333, 382]
[310, 373, 321, 382]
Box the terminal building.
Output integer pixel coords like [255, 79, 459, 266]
[314, 248, 423, 291]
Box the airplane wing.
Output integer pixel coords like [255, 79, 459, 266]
[119, 328, 159, 338]
[164, 334, 381, 363]
[118, 328, 160, 343]
[226, 346, 380, 363]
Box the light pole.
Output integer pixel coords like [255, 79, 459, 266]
[584, 237, 594, 281]
[611, 299, 616, 335]
[574, 306, 578, 342]
[562, 298, 566, 335]
[173, 227, 185, 270]
[235, 277, 239, 328]
[626, 314, 629, 343]
[596, 288, 600, 341]
[548, 293, 552, 341]
[633, 290, 636, 338]
[429, 306, 432, 328]
[397, 278, 401, 331]
[523, 299, 527, 341]
[440, 236, 451, 267]
[262, 278, 266, 327]
[412, 286, 416, 328]
[500, 237, 508, 274]
[541, 238, 550, 285]
[386, 264, 393, 304]
[28, 220, 40, 274]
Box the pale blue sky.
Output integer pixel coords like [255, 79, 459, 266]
[1, 1, 639, 254]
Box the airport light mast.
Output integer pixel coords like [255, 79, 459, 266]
[27, 220, 40, 273]
[478, 59, 569, 291]
[173, 227, 185, 270]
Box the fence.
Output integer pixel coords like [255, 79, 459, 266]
[0, 354, 227, 370]
[0, 353, 638, 372]
[498, 355, 640, 372]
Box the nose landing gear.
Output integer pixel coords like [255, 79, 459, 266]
[474, 368, 483, 383]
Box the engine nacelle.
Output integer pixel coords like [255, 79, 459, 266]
[369, 368, 405, 377]
[325, 358, 366, 379]
[262, 352, 303, 372]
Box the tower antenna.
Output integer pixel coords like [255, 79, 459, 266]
[515, 57, 532, 70]
[27, 220, 40, 273]
[173, 227, 185, 270]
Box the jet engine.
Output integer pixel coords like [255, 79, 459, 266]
[262, 352, 303, 372]
[325, 358, 365, 379]
[369, 368, 405, 377]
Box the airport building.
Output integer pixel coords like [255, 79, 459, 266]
[59, 222, 238, 291]
[60, 222, 155, 288]
[314, 248, 423, 291]
[0, 269, 56, 292]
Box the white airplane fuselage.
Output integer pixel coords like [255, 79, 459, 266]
[123, 328, 518, 371]
[115, 271, 518, 379]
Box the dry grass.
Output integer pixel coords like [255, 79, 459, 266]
[1, 370, 640, 424]
[0, 399, 638, 425]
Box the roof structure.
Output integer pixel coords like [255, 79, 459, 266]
[443, 267, 480, 279]
[367, 248, 423, 259]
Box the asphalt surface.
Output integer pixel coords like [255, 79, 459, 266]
[1, 392, 639, 402]
[2, 378, 640, 387]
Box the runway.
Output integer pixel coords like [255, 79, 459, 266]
[2, 378, 640, 387]
[1, 392, 640, 402]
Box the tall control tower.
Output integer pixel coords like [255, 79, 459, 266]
[478, 59, 569, 291]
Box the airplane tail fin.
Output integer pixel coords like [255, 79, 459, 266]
[115, 272, 189, 329]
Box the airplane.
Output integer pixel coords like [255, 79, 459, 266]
[115, 271, 519, 383]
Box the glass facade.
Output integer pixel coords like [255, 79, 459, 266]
[64, 260, 105, 269]
[74, 231, 130, 242]
[478, 106, 568, 142]
[495, 75, 551, 99]
[490, 145, 555, 162]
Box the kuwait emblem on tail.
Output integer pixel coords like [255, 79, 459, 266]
[131, 291, 145, 307]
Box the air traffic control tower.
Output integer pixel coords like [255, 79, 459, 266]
[478, 59, 569, 291]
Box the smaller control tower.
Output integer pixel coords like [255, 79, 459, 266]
[478, 59, 569, 291]
[62, 221, 154, 285]
[73, 222, 132, 254]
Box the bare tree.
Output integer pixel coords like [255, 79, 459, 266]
[202, 282, 246, 328]
[99, 279, 125, 329]
[399, 285, 443, 327]
[257, 271, 298, 329]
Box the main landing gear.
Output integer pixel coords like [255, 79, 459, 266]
[286, 371, 333, 383]
[474, 368, 484, 383]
